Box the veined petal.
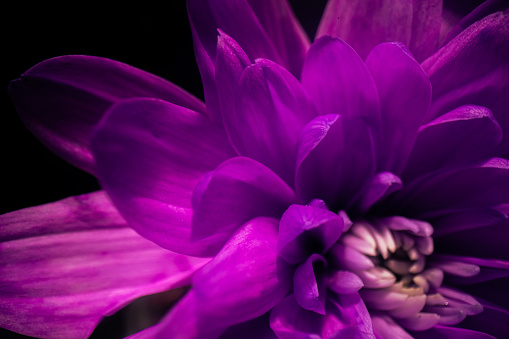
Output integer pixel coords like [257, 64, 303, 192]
[422, 10, 509, 158]
[91, 98, 235, 256]
[403, 105, 502, 181]
[316, 0, 442, 61]
[155, 217, 292, 338]
[0, 192, 209, 339]
[365, 42, 431, 174]
[8, 55, 205, 174]
[192, 157, 296, 250]
[225, 58, 317, 185]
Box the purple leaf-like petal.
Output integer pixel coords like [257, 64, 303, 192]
[358, 172, 402, 212]
[278, 204, 343, 264]
[293, 254, 328, 314]
[459, 303, 509, 339]
[327, 271, 364, 295]
[371, 314, 413, 339]
[301, 36, 380, 124]
[422, 10, 509, 158]
[365, 42, 431, 174]
[192, 157, 296, 247]
[316, 0, 442, 61]
[411, 325, 497, 339]
[296, 114, 375, 209]
[430, 208, 507, 237]
[224, 58, 317, 185]
[8, 55, 205, 174]
[403, 105, 503, 181]
[91, 98, 234, 256]
[155, 217, 292, 338]
[0, 192, 209, 339]
[432, 255, 509, 284]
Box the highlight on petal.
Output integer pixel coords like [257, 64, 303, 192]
[224, 58, 317, 185]
[91, 98, 235, 256]
[293, 254, 328, 314]
[316, 0, 442, 61]
[0, 191, 209, 339]
[155, 217, 292, 338]
[8, 55, 205, 174]
[192, 157, 296, 246]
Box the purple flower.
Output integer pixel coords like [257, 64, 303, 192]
[2, 1, 509, 339]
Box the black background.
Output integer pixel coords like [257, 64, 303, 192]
[2, 1, 325, 338]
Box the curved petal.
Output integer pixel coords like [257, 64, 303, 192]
[358, 172, 402, 212]
[431, 207, 507, 237]
[278, 204, 343, 264]
[371, 314, 413, 339]
[316, 0, 442, 61]
[0, 191, 209, 339]
[91, 98, 235, 256]
[296, 114, 375, 210]
[192, 157, 296, 250]
[402, 105, 503, 181]
[411, 325, 497, 339]
[8, 55, 205, 174]
[431, 255, 509, 284]
[365, 42, 431, 174]
[460, 303, 509, 339]
[422, 11, 509, 158]
[389, 158, 509, 218]
[220, 313, 277, 339]
[225, 58, 317, 185]
[301, 36, 381, 125]
[293, 254, 328, 314]
[155, 217, 292, 338]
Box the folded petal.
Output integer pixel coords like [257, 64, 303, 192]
[8, 55, 205, 174]
[365, 42, 431, 174]
[296, 114, 375, 210]
[225, 58, 317, 185]
[422, 11, 509, 158]
[0, 191, 209, 339]
[403, 105, 502, 181]
[293, 254, 328, 314]
[301, 36, 380, 125]
[192, 157, 296, 250]
[316, 0, 442, 61]
[91, 98, 234, 256]
[155, 217, 292, 338]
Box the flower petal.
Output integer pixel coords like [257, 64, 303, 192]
[411, 325, 497, 339]
[358, 172, 402, 212]
[0, 192, 208, 339]
[278, 204, 344, 264]
[403, 105, 503, 181]
[293, 254, 328, 314]
[296, 114, 375, 210]
[155, 217, 292, 338]
[365, 42, 431, 174]
[460, 303, 509, 339]
[91, 98, 234, 256]
[220, 313, 277, 339]
[422, 10, 509, 158]
[224, 58, 317, 185]
[372, 314, 413, 339]
[192, 157, 296, 250]
[301, 36, 380, 124]
[430, 208, 507, 237]
[8, 55, 205, 174]
[316, 0, 442, 61]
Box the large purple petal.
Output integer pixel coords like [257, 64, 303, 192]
[365, 42, 431, 174]
[389, 158, 509, 218]
[422, 10, 509, 158]
[224, 58, 317, 185]
[430, 207, 507, 237]
[0, 191, 208, 339]
[402, 105, 502, 181]
[296, 114, 375, 210]
[8, 55, 205, 174]
[155, 217, 292, 338]
[192, 157, 296, 250]
[316, 0, 442, 61]
[301, 36, 381, 125]
[91, 98, 234, 256]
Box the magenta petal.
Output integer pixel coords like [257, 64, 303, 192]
[296, 114, 375, 209]
[403, 105, 502, 181]
[358, 172, 402, 212]
[430, 208, 507, 237]
[278, 204, 344, 264]
[411, 325, 497, 339]
[91, 98, 234, 256]
[302, 36, 380, 124]
[365, 42, 431, 174]
[432, 255, 509, 284]
[293, 254, 328, 314]
[371, 314, 413, 339]
[156, 217, 292, 338]
[0, 192, 209, 339]
[224, 58, 317, 185]
[316, 0, 442, 61]
[422, 11, 509, 158]
[327, 271, 364, 295]
[192, 157, 296, 249]
[8, 55, 205, 174]
[460, 303, 509, 339]
[220, 313, 277, 339]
